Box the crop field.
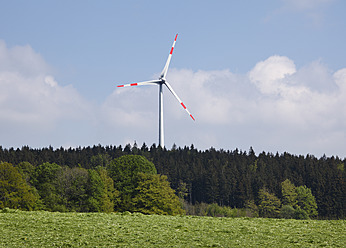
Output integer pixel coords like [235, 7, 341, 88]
[0, 210, 344, 247]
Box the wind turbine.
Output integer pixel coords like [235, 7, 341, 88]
[117, 34, 195, 148]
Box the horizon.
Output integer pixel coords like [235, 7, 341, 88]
[1, 142, 344, 159]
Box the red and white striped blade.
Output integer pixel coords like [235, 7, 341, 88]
[160, 34, 178, 79]
[117, 79, 161, 88]
[164, 81, 195, 121]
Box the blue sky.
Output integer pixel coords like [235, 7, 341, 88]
[1, 0, 346, 157]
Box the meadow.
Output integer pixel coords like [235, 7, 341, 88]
[0, 209, 344, 247]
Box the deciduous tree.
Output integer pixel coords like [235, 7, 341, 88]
[97, 167, 119, 213]
[258, 188, 281, 218]
[107, 155, 157, 211]
[0, 162, 39, 210]
[296, 185, 318, 218]
[132, 173, 184, 215]
[281, 179, 297, 207]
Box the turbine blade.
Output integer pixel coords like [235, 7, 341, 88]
[160, 34, 178, 79]
[165, 81, 195, 121]
[117, 80, 161, 88]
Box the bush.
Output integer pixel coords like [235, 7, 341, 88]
[205, 203, 239, 217]
[280, 205, 295, 219]
[245, 200, 259, 217]
[294, 206, 309, 220]
[183, 202, 248, 217]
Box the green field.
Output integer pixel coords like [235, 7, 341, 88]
[0, 210, 344, 247]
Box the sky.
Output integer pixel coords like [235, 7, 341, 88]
[1, 0, 346, 157]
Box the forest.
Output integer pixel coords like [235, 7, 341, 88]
[0, 144, 344, 219]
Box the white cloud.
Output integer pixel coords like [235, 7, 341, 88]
[334, 68, 346, 92]
[101, 86, 157, 128]
[249, 55, 297, 95]
[165, 57, 346, 156]
[0, 40, 51, 76]
[167, 69, 237, 124]
[247, 57, 346, 150]
[0, 40, 92, 146]
[45, 76, 58, 87]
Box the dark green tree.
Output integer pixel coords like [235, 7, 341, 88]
[15, 161, 35, 184]
[107, 155, 157, 211]
[32, 162, 61, 187]
[176, 180, 189, 199]
[54, 167, 89, 212]
[32, 162, 63, 211]
[90, 154, 112, 168]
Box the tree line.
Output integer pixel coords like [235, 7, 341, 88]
[0, 155, 184, 215]
[0, 144, 344, 219]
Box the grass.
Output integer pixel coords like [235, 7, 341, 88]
[0, 210, 344, 247]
